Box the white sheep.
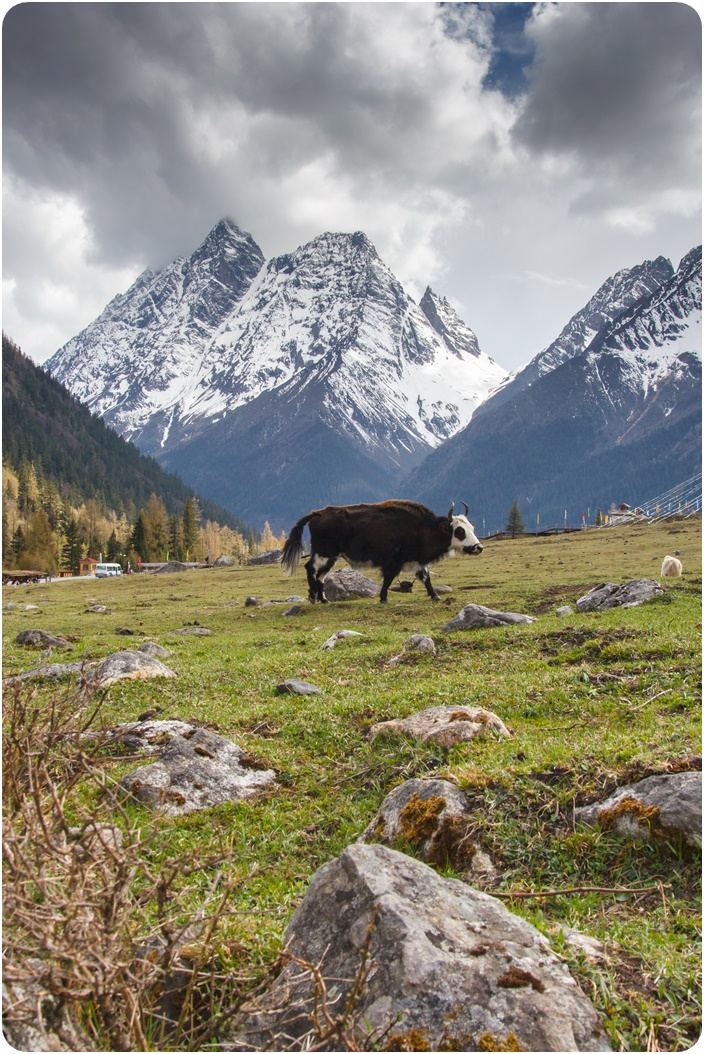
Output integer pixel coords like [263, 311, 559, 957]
[661, 555, 683, 578]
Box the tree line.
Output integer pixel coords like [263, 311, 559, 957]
[3, 460, 284, 576]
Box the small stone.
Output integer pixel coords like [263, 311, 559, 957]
[443, 604, 536, 631]
[168, 626, 212, 636]
[555, 605, 574, 617]
[283, 605, 303, 616]
[138, 641, 172, 658]
[244, 596, 259, 607]
[115, 626, 135, 635]
[276, 679, 322, 696]
[322, 630, 364, 650]
[575, 771, 701, 845]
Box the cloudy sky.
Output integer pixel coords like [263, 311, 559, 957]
[3, 2, 701, 371]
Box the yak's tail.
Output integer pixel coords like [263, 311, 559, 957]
[280, 515, 311, 575]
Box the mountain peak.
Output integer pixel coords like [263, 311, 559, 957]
[419, 286, 482, 360]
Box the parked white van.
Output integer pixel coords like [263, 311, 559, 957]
[95, 563, 123, 577]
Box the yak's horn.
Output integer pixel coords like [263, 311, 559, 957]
[462, 501, 469, 517]
[447, 502, 455, 519]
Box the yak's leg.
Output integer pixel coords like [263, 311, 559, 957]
[306, 554, 336, 603]
[380, 559, 404, 603]
[415, 566, 439, 600]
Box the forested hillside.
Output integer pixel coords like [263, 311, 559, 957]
[1, 333, 279, 574]
[2, 333, 249, 532]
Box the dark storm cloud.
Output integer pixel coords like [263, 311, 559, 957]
[515, 3, 701, 187]
[4, 3, 489, 268]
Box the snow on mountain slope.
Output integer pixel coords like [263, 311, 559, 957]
[404, 245, 702, 528]
[480, 254, 675, 414]
[47, 225, 507, 466]
[46, 219, 266, 443]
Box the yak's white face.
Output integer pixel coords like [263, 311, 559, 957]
[449, 515, 483, 555]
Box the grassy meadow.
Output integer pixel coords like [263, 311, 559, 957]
[3, 517, 701, 1051]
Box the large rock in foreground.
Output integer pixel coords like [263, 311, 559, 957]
[229, 844, 610, 1052]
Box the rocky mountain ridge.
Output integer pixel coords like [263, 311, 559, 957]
[404, 245, 702, 530]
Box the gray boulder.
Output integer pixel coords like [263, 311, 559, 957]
[229, 843, 610, 1052]
[87, 649, 176, 689]
[138, 641, 172, 659]
[152, 561, 199, 574]
[15, 629, 72, 649]
[388, 633, 436, 665]
[444, 604, 536, 631]
[575, 771, 701, 846]
[249, 549, 282, 565]
[323, 567, 380, 601]
[213, 554, 235, 567]
[576, 579, 662, 612]
[370, 704, 510, 748]
[119, 726, 277, 816]
[276, 679, 322, 696]
[360, 778, 496, 882]
[101, 718, 196, 754]
[3, 661, 98, 686]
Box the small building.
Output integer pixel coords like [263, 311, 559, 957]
[79, 556, 98, 576]
[608, 502, 644, 525]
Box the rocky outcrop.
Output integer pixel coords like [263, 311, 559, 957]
[443, 604, 536, 631]
[87, 650, 176, 689]
[360, 778, 497, 883]
[229, 843, 610, 1051]
[249, 549, 282, 565]
[119, 726, 277, 816]
[576, 580, 662, 612]
[15, 629, 73, 649]
[323, 568, 380, 601]
[575, 771, 701, 846]
[370, 705, 511, 748]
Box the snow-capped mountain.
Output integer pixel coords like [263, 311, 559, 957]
[405, 246, 702, 530]
[47, 219, 266, 445]
[480, 254, 675, 415]
[47, 221, 506, 528]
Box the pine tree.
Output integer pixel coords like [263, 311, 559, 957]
[181, 498, 201, 560]
[106, 529, 121, 562]
[61, 514, 84, 574]
[167, 515, 184, 561]
[129, 511, 149, 560]
[10, 525, 25, 564]
[504, 500, 525, 539]
[143, 493, 169, 560]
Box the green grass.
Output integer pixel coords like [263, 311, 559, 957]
[3, 517, 701, 1050]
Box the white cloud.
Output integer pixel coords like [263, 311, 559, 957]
[2, 2, 700, 370]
